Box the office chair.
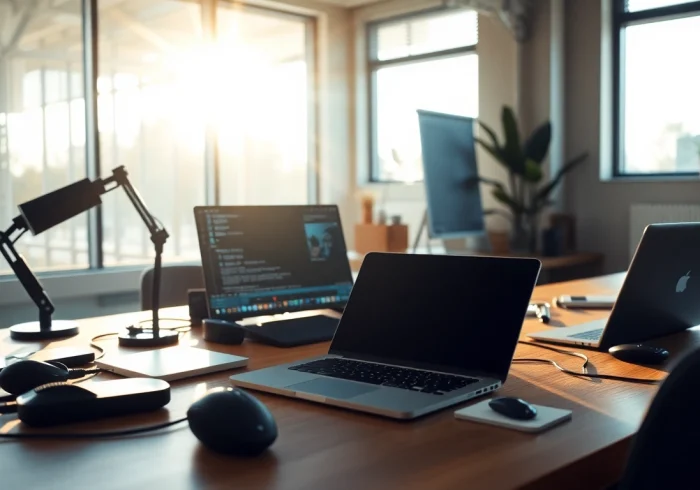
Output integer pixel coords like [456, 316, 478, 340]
[140, 264, 204, 310]
[615, 347, 700, 489]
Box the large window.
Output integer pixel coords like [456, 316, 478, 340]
[613, 0, 700, 176]
[0, 0, 315, 274]
[367, 9, 478, 183]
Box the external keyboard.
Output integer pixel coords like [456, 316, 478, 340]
[568, 328, 604, 341]
[289, 358, 478, 395]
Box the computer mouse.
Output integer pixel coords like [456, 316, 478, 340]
[187, 387, 278, 456]
[0, 360, 70, 395]
[488, 397, 537, 420]
[608, 344, 669, 365]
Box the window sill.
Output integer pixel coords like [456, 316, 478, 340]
[601, 175, 700, 184]
[0, 261, 199, 306]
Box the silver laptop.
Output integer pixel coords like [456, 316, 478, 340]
[231, 252, 541, 419]
[529, 223, 700, 349]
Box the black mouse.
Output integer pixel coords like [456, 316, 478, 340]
[608, 344, 669, 365]
[187, 387, 277, 456]
[489, 397, 537, 420]
[0, 360, 70, 395]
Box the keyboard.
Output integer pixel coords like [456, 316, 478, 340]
[288, 358, 478, 395]
[568, 328, 604, 341]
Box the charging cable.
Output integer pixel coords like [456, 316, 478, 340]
[513, 340, 663, 385]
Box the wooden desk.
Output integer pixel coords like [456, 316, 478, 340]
[348, 250, 604, 284]
[2, 273, 694, 490]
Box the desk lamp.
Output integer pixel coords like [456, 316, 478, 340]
[0, 166, 178, 347]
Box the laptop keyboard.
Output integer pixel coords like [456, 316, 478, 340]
[288, 358, 478, 395]
[567, 328, 604, 341]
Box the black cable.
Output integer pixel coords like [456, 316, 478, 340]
[514, 340, 663, 385]
[90, 318, 192, 352]
[0, 417, 188, 439]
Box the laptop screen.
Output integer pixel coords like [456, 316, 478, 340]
[195, 205, 353, 319]
[329, 253, 541, 381]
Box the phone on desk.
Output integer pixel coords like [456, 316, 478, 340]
[554, 295, 615, 309]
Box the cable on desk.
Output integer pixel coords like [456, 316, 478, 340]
[0, 417, 188, 439]
[513, 340, 663, 385]
[90, 317, 192, 355]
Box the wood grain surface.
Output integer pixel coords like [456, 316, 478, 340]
[1, 272, 693, 490]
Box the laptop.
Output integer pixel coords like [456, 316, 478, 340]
[529, 223, 700, 350]
[230, 252, 541, 419]
[194, 205, 354, 324]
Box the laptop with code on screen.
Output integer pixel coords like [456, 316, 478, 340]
[194, 206, 354, 341]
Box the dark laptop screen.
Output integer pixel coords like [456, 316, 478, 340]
[195, 206, 353, 319]
[329, 253, 541, 381]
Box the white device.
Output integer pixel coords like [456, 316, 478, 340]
[454, 400, 572, 433]
[96, 346, 248, 381]
[554, 295, 616, 309]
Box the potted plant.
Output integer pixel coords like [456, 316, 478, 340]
[474, 106, 588, 254]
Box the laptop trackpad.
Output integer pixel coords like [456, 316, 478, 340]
[288, 378, 378, 400]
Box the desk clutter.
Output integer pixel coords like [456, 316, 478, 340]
[3, 202, 700, 490]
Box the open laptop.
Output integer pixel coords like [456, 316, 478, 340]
[230, 252, 541, 419]
[529, 223, 700, 350]
[194, 205, 354, 344]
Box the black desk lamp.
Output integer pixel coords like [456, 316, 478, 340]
[1, 166, 179, 347]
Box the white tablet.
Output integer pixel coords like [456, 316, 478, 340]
[96, 346, 248, 382]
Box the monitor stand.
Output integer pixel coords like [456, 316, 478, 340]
[442, 235, 492, 255]
[412, 209, 492, 255]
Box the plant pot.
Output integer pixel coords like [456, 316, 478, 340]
[510, 214, 539, 255]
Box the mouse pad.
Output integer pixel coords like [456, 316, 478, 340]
[454, 400, 572, 433]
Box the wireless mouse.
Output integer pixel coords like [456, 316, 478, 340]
[187, 387, 277, 456]
[488, 397, 537, 420]
[0, 360, 70, 395]
[608, 344, 669, 365]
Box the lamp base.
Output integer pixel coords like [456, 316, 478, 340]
[118, 329, 180, 348]
[10, 320, 80, 341]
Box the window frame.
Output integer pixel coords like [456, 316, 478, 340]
[0, 0, 318, 280]
[366, 8, 478, 183]
[612, 0, 700, 178]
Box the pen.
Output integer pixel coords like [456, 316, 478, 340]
[535, 303, 551, 324]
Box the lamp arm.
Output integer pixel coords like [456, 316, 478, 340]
[96, 166, 169, 334]
[0, 216, 55, 328]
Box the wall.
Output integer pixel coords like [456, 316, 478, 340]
[564, 0, 700, 273]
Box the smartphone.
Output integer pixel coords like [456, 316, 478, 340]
[554, 295, 615, 309]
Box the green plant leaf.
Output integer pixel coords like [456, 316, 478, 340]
[501, 106, 524, 175]
[492, 187, 525, 215]
[465, 175, 503, 188]
[524, 159, 543, 182]
[524, 122, 552, 164]
[478, 120, 501, 150]
[475, 137, 506, 166]
[534, 152, 588, 204]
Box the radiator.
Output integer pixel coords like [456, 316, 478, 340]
[629, 203, 700, 260]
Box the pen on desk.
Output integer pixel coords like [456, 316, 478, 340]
[535, 303, 551, 324]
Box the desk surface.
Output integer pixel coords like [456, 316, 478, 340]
[348, 250, 604, 272]
[1, 273, 693, 490]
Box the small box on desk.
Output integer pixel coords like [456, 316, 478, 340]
[354, 223, 408, 254]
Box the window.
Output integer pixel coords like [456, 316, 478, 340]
[367, 9, 478, 183]
[0, 0, 316, 275]
[0, 0, 88, 272]
[613, 0, 700, 176]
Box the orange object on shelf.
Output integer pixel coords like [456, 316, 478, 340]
[354, 223, 408, 254]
